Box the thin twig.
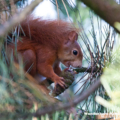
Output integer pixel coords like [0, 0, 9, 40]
[55, 0, 59, 20]
[61, 0, 70, 20]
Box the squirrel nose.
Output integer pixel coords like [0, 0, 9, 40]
[77, 65, 81, 68]
[77, 63, 82, 68]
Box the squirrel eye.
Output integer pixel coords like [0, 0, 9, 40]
[73, 50, 78, 55]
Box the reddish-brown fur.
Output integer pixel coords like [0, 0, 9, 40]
[8, 17, 83, 88]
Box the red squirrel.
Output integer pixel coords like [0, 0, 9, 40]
[8, 17, 83, 88]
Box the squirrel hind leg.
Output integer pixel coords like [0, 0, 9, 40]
[21, 49, 36, 76]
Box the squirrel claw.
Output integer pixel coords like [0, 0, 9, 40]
[54, 77, 66, 89]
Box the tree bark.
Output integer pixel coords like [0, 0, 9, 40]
[79, 0, 120, 33]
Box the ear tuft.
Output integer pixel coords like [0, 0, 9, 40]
[68, 31, 78, 41]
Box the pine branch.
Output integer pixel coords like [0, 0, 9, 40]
[74, 67, 101, 73]
[32, 79, 101, 117]
[79, 0, 120, 33]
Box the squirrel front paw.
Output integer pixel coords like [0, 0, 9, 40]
[53, 76, 66, 89]
[52, 70, 75, 96]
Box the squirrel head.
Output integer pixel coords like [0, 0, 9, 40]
[58, 31, 83, 68]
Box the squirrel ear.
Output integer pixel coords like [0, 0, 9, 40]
[64, 31, 78, 46]
[68, 31, 78, 41]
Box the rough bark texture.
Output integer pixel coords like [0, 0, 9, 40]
[79, 0, 120, 33]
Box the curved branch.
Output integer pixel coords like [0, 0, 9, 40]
[79, 0, 120, 33]
[33, 79, 101, 117]
[0, 0, 43, 37]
